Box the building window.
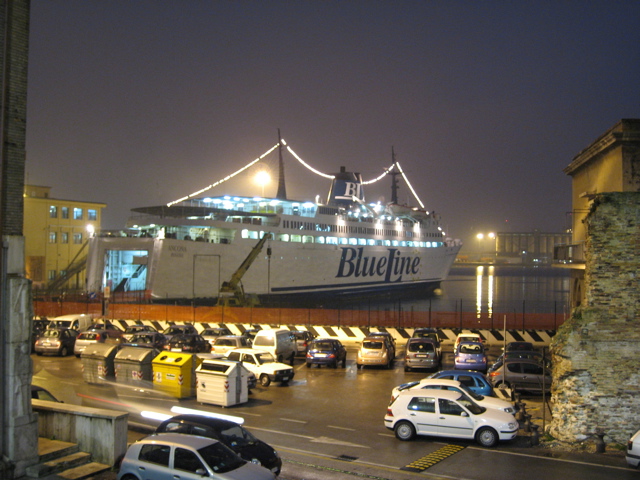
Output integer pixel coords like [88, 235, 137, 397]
[48, 270, 56, 280]
[73, 233, 82, 244]
[48, 232, 57, 243]
[61, 207, 69, 219]
[73, 208, 83, 220]
[49, 206, 57, 218]
[61, 232, 69, 244]
[88, 209, 97, 221]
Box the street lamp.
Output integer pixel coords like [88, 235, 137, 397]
[255, 170, 270, 197]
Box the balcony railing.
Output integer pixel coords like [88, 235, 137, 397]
[554, 242, 585, 264]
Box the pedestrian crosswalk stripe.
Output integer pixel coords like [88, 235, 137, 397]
[400, 444, 466, 472]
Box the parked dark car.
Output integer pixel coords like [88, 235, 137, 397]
[155, 414, 282, 475]
[34, 327, 79, 356]
[31, 385, 62, 402]
[306, 338, 347, 368]
[123, 324, 158, 341]
[162, 323, 198, 341]
[124, 332, 168, 350]
[166, 333, 211, 353]
[504, 341, 534, 352]
[87, 321, 124, 332]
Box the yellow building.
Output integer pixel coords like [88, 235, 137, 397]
[23, 185, 106, 293]
[561, 118, 640, 308]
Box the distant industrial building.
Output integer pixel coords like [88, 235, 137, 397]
[23, 184, 105, 292]
[457, 230, 571, 265]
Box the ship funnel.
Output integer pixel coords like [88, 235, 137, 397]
[327, 166, 365, 207]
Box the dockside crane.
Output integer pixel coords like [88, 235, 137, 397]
[217, 233, 272, 307]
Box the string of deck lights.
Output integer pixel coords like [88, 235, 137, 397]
[166, 139, 425, 209]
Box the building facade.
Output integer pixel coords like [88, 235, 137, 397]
[23, 185, 105, 292]
[561, 119, 640, 308]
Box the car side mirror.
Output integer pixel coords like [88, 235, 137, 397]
[461, 412, 469, 417]
[195, 468, 208, 476]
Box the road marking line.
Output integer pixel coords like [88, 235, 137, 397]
[280, 417, 307, 424]
[328, 425, 355, 431]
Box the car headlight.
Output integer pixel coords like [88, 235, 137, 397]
[507, 422, 518, 430]
[251, 458, 262, 465]
[504, 407, 515, 414]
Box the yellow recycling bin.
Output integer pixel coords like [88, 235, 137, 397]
[152, 351, 199, 398]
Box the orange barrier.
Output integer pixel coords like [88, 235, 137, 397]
[33, 301, 566, 331]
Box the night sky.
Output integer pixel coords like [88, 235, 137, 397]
[25, 1, 640, 248]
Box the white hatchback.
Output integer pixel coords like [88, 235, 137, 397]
[627, 429, 640, 468]
[384, 389, 518, 447]
[390, 378, 517, 415]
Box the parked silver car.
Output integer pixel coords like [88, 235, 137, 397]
[487, 359, 551, 393]
[74, 329, 124, 357]
[116, 432, 276, 480]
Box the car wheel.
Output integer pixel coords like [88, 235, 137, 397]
[36, 352, 42, 356]
[476, 427, 499, 447]
[331, 360, 338, 368]
[394, 421, 416, 441]
[341, 357, 346, 368]
[404, 365, 411, 372]
[289, 354, 295, 366]
[495, 381, 510, 389]
[306, 362, 311, 368]
[120, 475, 138, 480]
[60, 346, 68, 357]
[260, 375, 271, 387]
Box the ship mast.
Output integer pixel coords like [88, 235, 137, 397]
[276, 128, 287, 200]
[390, 146, 400, 204]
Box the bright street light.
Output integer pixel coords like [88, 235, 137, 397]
[255, 170, 270, 197]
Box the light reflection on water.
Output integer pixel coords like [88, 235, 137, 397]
[366, 265, 571, 315]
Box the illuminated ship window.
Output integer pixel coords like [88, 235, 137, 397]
[326, 237, 338, 245]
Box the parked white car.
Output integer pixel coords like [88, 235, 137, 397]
[211, 335, 250, 355]
[390, 378, 517, 415]
[454, 332, 484, 350]
[627, 429, 640, 468]
[384, 389, 518, 447]
[116, 432, 275, 480]
[225, 348, 295, 387]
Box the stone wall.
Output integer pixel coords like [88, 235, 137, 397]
[549, 192, 640, 444]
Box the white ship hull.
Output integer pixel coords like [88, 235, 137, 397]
[86, 233, 461, 302]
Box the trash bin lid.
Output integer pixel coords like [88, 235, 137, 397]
[82, 343, 119, 358]
[115, 346, 156, 362]
[196, 359, 238, 375]
[152, 351, 193, 366]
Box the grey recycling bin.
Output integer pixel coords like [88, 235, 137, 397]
[115, 346, 157, 385]
[81, 343, 119, 384]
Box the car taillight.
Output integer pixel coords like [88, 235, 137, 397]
[488, 370, 499, 377]
[386, 408, 394, 417]
[95, 334, 102, 341]
[328, 353, 336, 359]
[306, 352, 313, 358]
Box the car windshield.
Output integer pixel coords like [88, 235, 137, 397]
[130, 334, 154, 344]
[43, 329, 61, 338]
[198, 442, 245, 473]
[398, 381, 420, 392]
[254, 352, 276, 364]
[363, 340, 383, 349]
[456, 394, 485, 415]
[220, 424, 257, 446]
[313, 341, 334, 350]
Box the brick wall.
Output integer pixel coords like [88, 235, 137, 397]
[549, 192, 640, 444]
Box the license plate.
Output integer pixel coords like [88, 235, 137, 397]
[316, 353, 326, 358]
[282, 377, 289, 381]
[416, 354, 427, 358]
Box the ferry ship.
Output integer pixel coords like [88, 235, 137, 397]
[85, 139, 462, 305]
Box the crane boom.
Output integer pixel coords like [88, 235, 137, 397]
[217, 233, 272, 306]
